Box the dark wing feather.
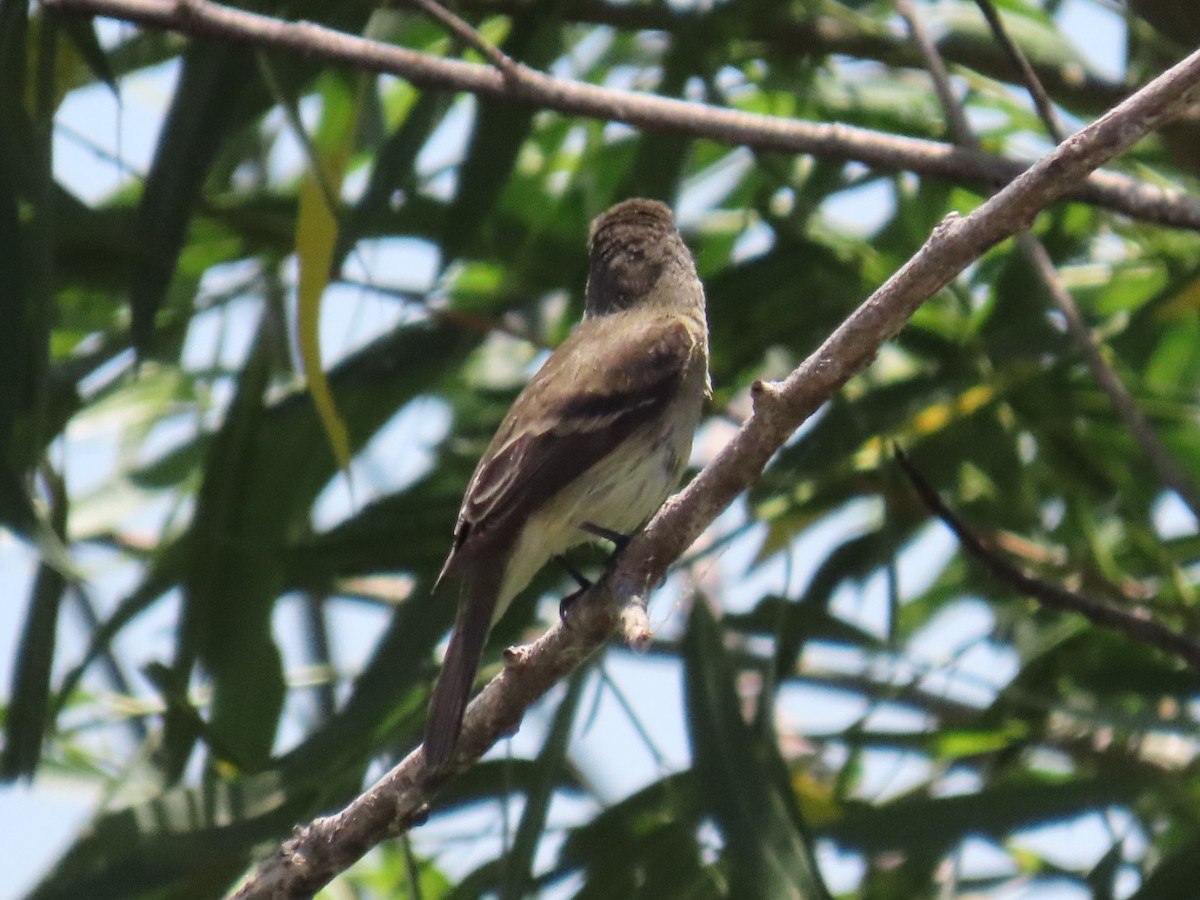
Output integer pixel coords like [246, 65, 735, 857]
[424, 552, 503, 770]
[438, 312, 696, 579]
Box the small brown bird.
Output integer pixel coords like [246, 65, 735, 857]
[424, 198, 710, 769]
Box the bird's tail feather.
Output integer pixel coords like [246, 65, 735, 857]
[424, 561, 501, 770]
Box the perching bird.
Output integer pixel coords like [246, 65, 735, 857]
[424, 198, 710, 770]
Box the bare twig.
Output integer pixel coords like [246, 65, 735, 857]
[228, 36, 1200, 899]
[1018, 232, 1200, 517]
[900, 0, 1200, 521]
[41, 0, 1200, 231]
[408, 0, 522, 82]
[336, 277, 544, 345]
[465, 0, 1132, 113]
[893, 447, 1200, 670]
[973, 0, 1068, 143]
[897, 0, 975, 147]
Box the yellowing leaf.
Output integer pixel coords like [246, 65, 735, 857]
[792, 770, 842, 826]
[910, 384, 995, 435]
[295, 72, 362, 474]
[1155, 272, 1200, 320]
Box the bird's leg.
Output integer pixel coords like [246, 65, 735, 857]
[556, 556, 592, 622]
[559, 524, 632, 622]
[558, 557, 592, 591]
[579, 521, 631, 552]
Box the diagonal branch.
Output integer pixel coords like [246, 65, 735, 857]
[408, 0, 521, 81]
[899, 0, 1200, 521]
[465, 0, 1132, 114]
[972, 0, 1068, 143]
[893, 447, 1200, 670]
[227, 35, 1200, 899]
[897, 0, 975, 146]
[1017, 233, 1200, 519]
[41, 0, 1200, 232]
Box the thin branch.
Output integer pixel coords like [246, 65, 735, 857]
[300, 593, 337, 723]
[408, 0, 521, 81]
[897, 0, 975, 148]
[973, 0, 1068, 143]
[1017, 232, 1200, 518]
[893, 447, 1200, 670]
[65, 582, 151, 744]
[900, 0, 1200, 521]
[229, 38, 1200, 899]
[41, 0, 1200, 231]
[336, 277, 548, 346]
[464, 0, 1131, 115]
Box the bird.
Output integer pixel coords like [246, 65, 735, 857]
[423, 198, 710, 770]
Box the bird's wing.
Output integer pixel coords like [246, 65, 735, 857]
[438, 311, 698, 576]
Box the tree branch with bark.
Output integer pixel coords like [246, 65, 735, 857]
[40, 0, 1200, 231]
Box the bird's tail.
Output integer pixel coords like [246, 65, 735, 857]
[424, 561, 502, 771]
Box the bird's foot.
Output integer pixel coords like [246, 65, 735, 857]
[556, 556, 593, 623]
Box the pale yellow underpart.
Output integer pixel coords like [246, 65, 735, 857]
[492, 328, 708, 624]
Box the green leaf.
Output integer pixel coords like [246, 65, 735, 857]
[173, 323, 284, 778]
[2, 475, 69, 779]
[1126, 834, 1200, 899]
[827, 776, 1153, 856]
[440, 4, 563, 262]
[58, 15, 117, 95]
[684, 601, 830, 900]
[27, 767, 317, 900]
[130, 44, 241, 353]
[497, 671, 588, 900]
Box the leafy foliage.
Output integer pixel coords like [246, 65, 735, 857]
[4, 0, 1200, 897]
